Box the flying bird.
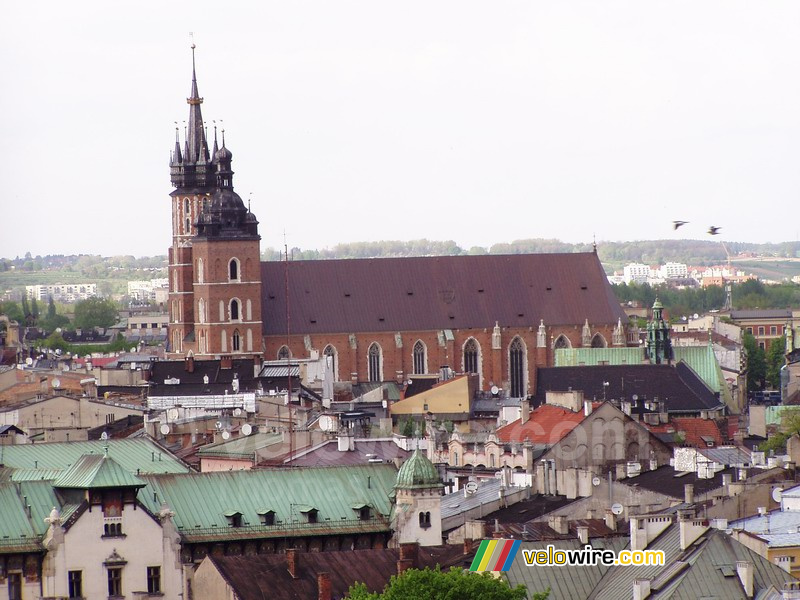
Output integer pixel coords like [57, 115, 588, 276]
[672, 221, 689, 230]
[707, 226, 721, 235]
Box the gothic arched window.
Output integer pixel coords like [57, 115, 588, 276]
[198, 298, 206, 324]
[463, 338, 480, 374]
[278, 345, 291, 360]
[368, 342, 382, 382]
[413, 340, 426, 375]
[229, 258, 240, 282]
[323, 345, 338, 380]
[553, 334, 571, 350]
[591, 333, 607, 348]
[230, 299, 240, 321]
[232, 330, 241, 352]
[509, 337, 526, 398]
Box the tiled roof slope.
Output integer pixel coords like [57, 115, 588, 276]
[532, 363, 723, 413]
[644, 417, 725, 447]
[206, 545, 470, 600]
[261, 252, 627, 335]
[496, 404, 587, 444]
[139, 464, 398, 543]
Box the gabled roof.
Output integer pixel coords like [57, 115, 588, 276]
[204, 545, 470, 600]
[532, 363, 723, 414]
[53, 454, 146, 489]
[261, 252, 627, 335]
[644, 417, 725, 448]
[496, 404, 587, 444]
[138, 464, 398, 543]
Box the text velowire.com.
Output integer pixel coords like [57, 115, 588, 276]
[522, 545, 665, 567]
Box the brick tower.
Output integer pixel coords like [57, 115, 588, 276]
[167, 46, 262, 359]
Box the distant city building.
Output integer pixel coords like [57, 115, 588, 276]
[25, 283, 97, 303]
[127, 278, 169, 303]
[622, 263, 651, 284]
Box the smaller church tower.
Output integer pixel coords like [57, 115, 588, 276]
[646, 298, 673, 364]
[392, 449, 443, 547]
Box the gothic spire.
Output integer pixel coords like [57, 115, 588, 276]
[186, 43, 207, 164]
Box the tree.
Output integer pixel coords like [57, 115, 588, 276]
[21, 296, 30, 319]
[47, 296, 56, 319]
[42, 331, 69, 352]
[74, 297, 118, 330]
[743, 332, 767, 393]
[31, 297, 39, 320]
[766, 336, 787, 390]
[0, 301, 24, 323]
[346, 566, 542, 600]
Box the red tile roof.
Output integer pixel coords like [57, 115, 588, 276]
[644, 417, 724, 447]
[496, 404, 587, 444]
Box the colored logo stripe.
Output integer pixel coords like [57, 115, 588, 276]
[469, 539, 521, 572]
[477, 539, 499, 571]
[469, 540, 491, 571]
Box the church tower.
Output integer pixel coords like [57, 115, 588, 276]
[646, 298, 673, 365]
[167, 46, 262, 359]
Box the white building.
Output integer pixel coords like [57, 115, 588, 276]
[25, 283, 97, 303]
[659, 262, 689, 279]
[623, 263, 651, 284]
[127, 279, 169, 303]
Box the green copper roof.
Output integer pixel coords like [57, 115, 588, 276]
[197, 432, 283, 459]
[138, 464, 397, 543]
[0, 483, 41, 553]
[53, 454, 146, 490]
[0, 439, 190, 475]
[555, 348, 644, 367]
[395, 449, 441, 490]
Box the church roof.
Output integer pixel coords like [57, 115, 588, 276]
[261, 252, 627, 335]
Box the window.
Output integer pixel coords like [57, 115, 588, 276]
[323, 345, 337, 380]
[509, 337, 526, 398]
[147, 566, 161, 594]
[413, 340, 426, 374]
[419, 511, 431, 529]
[770, 325, 778, 335]
[229, 258, 240, 281]
[278, 345, 291, 360]
[104, 521, 123, 537]
[746, 327, 753, 334]
[151, 323, 158, 329]
[260, 511, 275, 526]
[7, 573, 21, 600]
[68, 570, 82, 598]
[230, 299, 240, 321]
[359, 506, 370, 520]
[108, 567, 123, 597]
[198, 298, 206, 324]
[368, 342, 382, 382]
[197, 257, 204, 283]
[306, 509, 318, 524]
[185, 217, 190, 234]
[758, 326, 765, 336]
[232, 330, 241, 352]
[453, 452, 459, 466]
[463, 338, 479, 374]
[553, 334, 571, 350]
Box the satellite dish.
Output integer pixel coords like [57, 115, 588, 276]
[773, 488, 783, 503]
[160, 424, 170, 435]
[25, 358, 32, 366]
[215, 421, 223, 430]
[52, 378, 61, 389]
[465, 482, 479, 493]
[319, 415, 336, 432]
[611, 503, 624, 516]
[592, 477, 601, 487]
[491, 385, 500, 396]
[631, 394, 638, 401]
[221, 430, 231, 440]
[233, 408, 242, 417]
[100, 431, 109, 441]
[241, 423, 252, 436]
[168, 408, 179, 420]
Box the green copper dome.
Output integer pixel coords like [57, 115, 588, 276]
[395, 450, 442, 490]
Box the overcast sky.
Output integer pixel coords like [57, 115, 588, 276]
[1, 1, 798, 258]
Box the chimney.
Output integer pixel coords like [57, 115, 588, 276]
[722, 473, 732, 488]
[548, 515, 568, 535]
[633, 579, 651, 600]
[287, 548, 299, 579]
[463, 538, 473, 555]
[520, 401, 530, 425]
[399, 543, 419, 569]
[577, 525, 589, 545]
[397, 558, 413, 575]
[317, 572, 332, 600]
[684, 484, 694, 504]
[185, 356, 195, 373]
[736, 561, 754, 598]
[604, 509, 617, 532]
[584, 400, 592, 417]
[221, 355, 232, 370]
